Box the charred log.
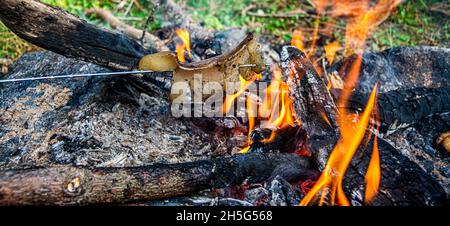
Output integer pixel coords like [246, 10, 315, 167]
[280, 46, 340, 169]
[348, 87, 450, 132]
[331, 46, 450, 94]
[344, 137, 448, 206]
[0, 153, 317, 205]
[0, 0, 151, 70]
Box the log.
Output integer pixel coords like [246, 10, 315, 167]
[343, 137, 447, 206]
[277, 47, 448, 205]
[0, 0, 151, 70]
[348, 87, 450, 132]
[280, 46, 340, 169]
[0, 153, 317, 205]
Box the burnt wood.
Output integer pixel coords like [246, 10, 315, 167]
[0, 153, 317, 205]
[0, 0, 151, 70]
[280, 46, 340, 169]
[276, 46, 448, 205]
[348, 87, 450, 132]
[344, 137, 448, 206]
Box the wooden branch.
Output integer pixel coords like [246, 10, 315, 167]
[85, 8, 169, 52]
[0, 0, 151, 70]
[280, 46, 339, 169]
[0, 153, 316, 205]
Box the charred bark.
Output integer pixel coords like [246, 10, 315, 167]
[280, 46, 340, 169]
[344, 137, 448, 206]
[0, 0, 151, 70]
[0, 153, 317, 205]
[348, 87, 450, 132]
[275, 46, 448, 205]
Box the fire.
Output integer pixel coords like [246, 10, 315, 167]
[291, 29, 305, 51]
[365, 132, 380, 204]
[300, 84, 378, 206]
[262, 66, 297, 129]
[175, 28, 192, 62]
[293, 0, 401, 206]
[222, 66, 298, 154]
[365, 101, 381, 204]
[324, 41, 340, 65]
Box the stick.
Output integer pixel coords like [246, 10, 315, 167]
[85, 8, 169, 52]
[0, 0, 150, 70]
[0, 153, 316, 205]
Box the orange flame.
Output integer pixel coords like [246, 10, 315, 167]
[365, 99, 381, 204]
[324, 41, 340, 65]
[300, 83, 378, 206]
[263, 66, 297, 129]
[296, 0, 399, 206]
[226, 67, 298, 154]
[291, 29, 305, 51]
[175, 28, 192, 62]
[365, 132, 380, 204]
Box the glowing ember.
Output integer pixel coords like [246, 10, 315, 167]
[175, 28, 192, 62]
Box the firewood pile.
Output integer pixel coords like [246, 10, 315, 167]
[0, 0, 448, 206]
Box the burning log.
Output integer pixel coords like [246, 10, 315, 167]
[343, 137, 448, 206]
[0, 153, 317, 205]
[270, 46, 448, 205]
[280, 46, 339, 169]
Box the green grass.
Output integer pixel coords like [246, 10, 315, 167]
[0, 0, 448, 66]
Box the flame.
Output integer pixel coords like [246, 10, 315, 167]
[294, 0, 399, 206]
[365, 99, 381, 204]
[324, 41, 340, 65]
[225, 67, 299, 153]
[291, 29, 305, 51]
[175, 28, 192, 62]
[365, 132, 380, 204]
[300, 84, 378, 206]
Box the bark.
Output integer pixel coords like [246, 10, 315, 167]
[277, 47, 448, 205]
[0, 0, 150, 70]
[0, 153, 316, 205]
[343, 137, 448, 206]
[348, 87, 450, 132]
[280, 46, 340, 169]
[85, 8, 169, 52]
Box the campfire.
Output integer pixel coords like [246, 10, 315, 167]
[0, 0, 448, 207]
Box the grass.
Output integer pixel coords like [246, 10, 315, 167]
[0, 0, 448, 66]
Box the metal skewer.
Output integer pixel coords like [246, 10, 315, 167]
[0, 64, 274, 84]
[0, 70, 157, 83]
